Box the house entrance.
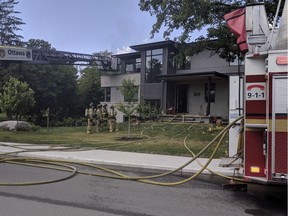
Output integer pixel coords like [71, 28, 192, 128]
[176, 85, 188, 113]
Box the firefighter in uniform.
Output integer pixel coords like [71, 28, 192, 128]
[95, 104, 103, 132]
[102, 103, 109, 130]
[108, 105, 118, 132]
[86, 103, 94, 134]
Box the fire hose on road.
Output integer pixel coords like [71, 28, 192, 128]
[0, 116, 244, 186]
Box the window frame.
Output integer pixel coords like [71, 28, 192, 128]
[205, 83, 216, 103]
[145, 48, 163, 83]
[104, 87, 111, 102]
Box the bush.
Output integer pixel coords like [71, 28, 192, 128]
[29, 124, 41, 132]
[63, 117, 76, 126]
[136, 102, 161, 121]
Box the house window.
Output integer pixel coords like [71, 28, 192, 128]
[176, 56, 191, 70]
[125, 59, 134, 73]
[117, 58, 121, 71]
[125, 58, 141, 73]
[145, 49, 163, 83]
[104, 87, 111, 102]
[205, 83, 215, 103]
[135, 58, 141, 72]
[168, 51, 175, 68]
[184, 56, 191, 69]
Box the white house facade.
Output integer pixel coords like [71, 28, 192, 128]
[101, 40, 244, 122]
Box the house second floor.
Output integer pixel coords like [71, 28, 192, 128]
[102, 40, 243, 85]
[100, 40, 246, 122]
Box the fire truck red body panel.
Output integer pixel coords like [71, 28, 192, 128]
[244, 53, 287, 184]
[244, 74, 267, 179]
[226, 1, 287, 185]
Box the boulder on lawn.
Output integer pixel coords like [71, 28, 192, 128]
[0, 121, 31, 131]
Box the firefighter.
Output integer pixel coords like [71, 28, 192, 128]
[86, 103, 94, 134]
[108, 105, 118, 132]
[102, 103, 109, 130]
[95, 104, 103, 132]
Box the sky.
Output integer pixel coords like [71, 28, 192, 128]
[14, 0, 204, 55]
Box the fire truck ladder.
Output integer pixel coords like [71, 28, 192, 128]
[29, 48, 111, 69]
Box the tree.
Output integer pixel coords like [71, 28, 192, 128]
[0, 38, 78, 125]
[139, 0, 285, 61]
[77, 66, 104, 116]
[117, 79, 138, 138]
[0, 76, 35, 120]
[0, 0, 24, 46]
[19, 63, 78, 125]
[25, 38, 54, 50]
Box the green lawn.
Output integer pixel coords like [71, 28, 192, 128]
[0, 122, 229, 158]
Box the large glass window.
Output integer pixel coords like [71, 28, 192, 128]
[145, 49, 163, 83]
[104, 87, 111, 102]
[176, 56, 191, 70]
[168, 51, 175, 68]
[205, 83, 215, 103]
[125, 59, 134, 73]
[125, 58, 141, 73]
[135, 58, 141, 72]
[116, 58, 121, 71]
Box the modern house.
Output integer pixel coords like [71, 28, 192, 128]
[101, 40, 244, 123]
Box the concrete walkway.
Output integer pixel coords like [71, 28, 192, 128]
[0, 142, 243, 177]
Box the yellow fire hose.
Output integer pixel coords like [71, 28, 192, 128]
[0, 158, 77, 186]
[0, 116, 244, 186]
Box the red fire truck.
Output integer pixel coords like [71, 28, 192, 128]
[226, 1, 287, 185]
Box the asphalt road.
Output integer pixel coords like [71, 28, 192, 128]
[0, 162, 287, 216]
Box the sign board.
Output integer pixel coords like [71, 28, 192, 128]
[0, 46, 32, 61]
[246, 82, 266, 100]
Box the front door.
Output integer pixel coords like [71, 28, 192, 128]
[176, 85, 188, 113]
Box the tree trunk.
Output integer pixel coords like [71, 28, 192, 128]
[6, 112, 12, 120]
[128, 115, 131, 138]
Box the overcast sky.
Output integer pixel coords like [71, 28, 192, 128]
[15, 0, 204, 55]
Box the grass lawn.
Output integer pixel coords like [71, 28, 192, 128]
[0, 121, 229, 158]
